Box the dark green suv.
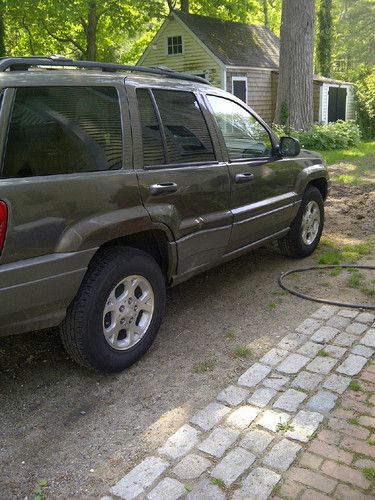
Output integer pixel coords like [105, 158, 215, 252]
[0, 57, 329, 372]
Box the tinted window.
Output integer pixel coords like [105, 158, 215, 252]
[137, 89, 165, 166]
[232, 79, 247, 103]
[207, 95, 273, 160]
[3, 86, 122, 178]
[153, 90, 215, 164]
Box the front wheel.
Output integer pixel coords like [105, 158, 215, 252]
[278, 185, 324, 258]
[60, 246, 166, 373]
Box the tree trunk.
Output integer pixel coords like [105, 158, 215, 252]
[263, 0, 269, 27]
[275, 0, 315, 131]
[180, 0, 189, 13]
[86, 1, 98, 60]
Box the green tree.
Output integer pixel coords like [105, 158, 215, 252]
[317, 0, 333, 77]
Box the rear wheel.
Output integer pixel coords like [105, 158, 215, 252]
[60, 246, 166, 373]
[278, 185, 324, 258]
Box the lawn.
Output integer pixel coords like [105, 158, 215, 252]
[321, 140, 375, 165]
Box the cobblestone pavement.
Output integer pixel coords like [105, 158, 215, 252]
[105, 306, 375, 500]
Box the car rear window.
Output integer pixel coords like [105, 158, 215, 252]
[2, 86, 123, 178]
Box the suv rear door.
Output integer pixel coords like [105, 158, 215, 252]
[206, 94, 296, 253]
[128, 85, 232, 279]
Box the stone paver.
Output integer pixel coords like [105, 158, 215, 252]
[361, 328, 375, 348]
[159, 424, 200, 459]
[233, 467, 281, 500]
[291, 370, 323, 391]
[147, 478, 185, 500]
[285, 410, 324, 442]
[323, 373, 351, 394]
[108, 307, 375, 500]
[346, 322, 368, 335]
[262, 438, 301, 471]
[172, 454, 211, 480]
[311, 326, 339, 343]
[238, 363, 271, 387]
[190, 402, 230, 431]
[111, 457, 169, 499]
[240, 429, 274, 455]
[258, 409, 291, 433]
[259, 348, 288, 366]
[306, 356, 337, 374]
[226, 405, 260, 430]
[306, 390, 338, 413]
[336, 354, 367, 376]
[217, 385, 249, 406]
[277, 353, 309, 374]
[211, 447, 255, 486]
[273, 388, 307, 412]
[198, 426, 239, 458]
[186, 478, 225, 500]
[248, 387, 277, 407]
[263, 374, 289, 390]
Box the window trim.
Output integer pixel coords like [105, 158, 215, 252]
[204, 93, 278, 163]
[166, 35, 183, 56]
[231, 76, 248, 104]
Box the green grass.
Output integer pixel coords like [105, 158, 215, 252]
[211, 477, 226, 489]
[224, 330, 236, 340]
[348, 416, 360, 426]
[362, 466, 375, 481]
[322, 140, 375, 166]
[318, 349, 329, 357]
[349, 380, 362, 392]
[347, 270, 365, 289]
[232, 346, 252, 359]
[317, 239, 372, 265]
[368, 439, 375, 446]
[193, 360, 216, 373]
[277, 422, 294, 433]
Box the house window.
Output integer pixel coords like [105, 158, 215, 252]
[232, 77, 247, 104]
[167, 36, 183, 55]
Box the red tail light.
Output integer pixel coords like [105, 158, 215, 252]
[0, 201, 8, 252]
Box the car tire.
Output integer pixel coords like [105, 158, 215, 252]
[278, 185, 324, 258]
[60, 246, 166, 373]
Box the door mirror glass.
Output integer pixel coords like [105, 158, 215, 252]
[280, 136, 301, 157]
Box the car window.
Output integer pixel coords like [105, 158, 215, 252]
[2, 86, 123, 178]
[207, 95, 273, 161]
[152, 89, 215, 165]
[137, 88, 166, 166]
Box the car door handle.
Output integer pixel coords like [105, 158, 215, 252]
[235, 172, 254, 183]
[149, 182, 178, 195]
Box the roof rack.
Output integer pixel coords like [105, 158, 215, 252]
[0, 56, 211, 85]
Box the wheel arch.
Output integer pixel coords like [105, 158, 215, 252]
[307, 177, 328, 201]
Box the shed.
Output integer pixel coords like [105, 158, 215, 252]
[138, 11, 355, 125]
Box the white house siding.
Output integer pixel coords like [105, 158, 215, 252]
[226, 68, 274, 124]
[138, 17, 223, 88]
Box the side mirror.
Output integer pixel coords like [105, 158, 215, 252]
[279, 136, 301, 157]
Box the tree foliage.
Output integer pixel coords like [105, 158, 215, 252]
[317, 0, 333, 77]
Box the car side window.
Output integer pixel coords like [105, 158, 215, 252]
[207, 95, 273, 161]
[2, 86, 123, 178]
[152, 89, 215, 165]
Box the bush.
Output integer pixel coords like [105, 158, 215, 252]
[273, 120, 362, 150]
[356, 70, 375, 139]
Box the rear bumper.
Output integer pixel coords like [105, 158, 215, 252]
[0, 249, 97, 336]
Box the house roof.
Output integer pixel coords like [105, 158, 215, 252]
[174, 11, 280, 69]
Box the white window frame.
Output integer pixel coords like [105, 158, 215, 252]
[231, 76, 248, 104]
[166, 35, 183, 56]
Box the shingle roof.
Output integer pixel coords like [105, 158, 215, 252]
[174, 11, 280, 69]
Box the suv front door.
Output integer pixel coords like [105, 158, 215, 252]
[206, 94, 296, 253]
[128, 86, 232, 279]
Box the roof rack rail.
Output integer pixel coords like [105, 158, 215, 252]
[0, 57, 211, 85]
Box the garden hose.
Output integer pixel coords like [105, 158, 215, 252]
[278, 264, 375, 310]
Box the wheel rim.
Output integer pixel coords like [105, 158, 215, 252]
[102, 275, 154, 351]
[301, 200, 321, 246]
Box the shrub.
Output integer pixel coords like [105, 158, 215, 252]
[356, 70, 375, 139]
[273, 120, 361, 150]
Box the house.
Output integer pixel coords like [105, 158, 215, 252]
[138, 10, 355, 126]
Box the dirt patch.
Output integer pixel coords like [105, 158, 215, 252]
[1, 161, 374, 499]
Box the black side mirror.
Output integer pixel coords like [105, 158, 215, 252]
[279, 136, 301, 157]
